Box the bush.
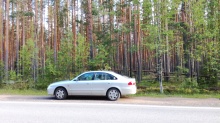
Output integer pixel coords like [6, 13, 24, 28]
[198, 58, 219, 88]
[137, 81, 218, 95]
[180, 78, 198, 89]
[1, 80, 34, 90]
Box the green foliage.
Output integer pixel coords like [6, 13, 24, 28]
[132, 0, 140, 5]
[191, 0, 206, 27]
[2, 0, 220, 93]
[57, 32, 74, 79]
[3, 81, 33, 90]
[89, 44, 111, 70]
[58, 7, 68, 27]
[75, 33, 89, 72]
[93, 28, 115, 70]
[92, 2, 99, 16]
[180, 78, 198, 89]
[36, 32, 76, 89]
[36, 55, 58, 89]
[174, 66, 189, 79]
[137, 80, 219, 95]
[8, 70, 18, 81]
[142, 25, 158, 50]
[0, 70, 34, 90]
[35, 62, 55, 89]
[24, 12, 34, 17]
[198, 42, 220, 88]
[0, 61, 3, 84]
[19, 39, 36, 80]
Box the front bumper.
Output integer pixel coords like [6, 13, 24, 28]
[47, 86, 55, 95]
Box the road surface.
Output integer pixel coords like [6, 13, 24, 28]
[0, 95, 219, 123]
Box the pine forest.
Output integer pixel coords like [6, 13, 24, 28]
[0, 0, 220, 92]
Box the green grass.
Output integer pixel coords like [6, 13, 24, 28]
[135, 80, 220, 99]
[134, 92, 220, 99]
[0, 80, 219, 99]
[0, 88, 219, 99]
[0, 89, 47, 95]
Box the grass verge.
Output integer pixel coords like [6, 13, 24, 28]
[0, 89, 47, 96]
[0, 88, 219, 99]
[134, 92, 220, 99]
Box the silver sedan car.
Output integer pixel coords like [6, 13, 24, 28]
[47, 71, 137, 101]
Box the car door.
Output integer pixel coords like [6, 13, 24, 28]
[68, 72, 94, 95]
[91, 72, 117, 95]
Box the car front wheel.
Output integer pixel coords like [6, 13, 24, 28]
[107, 88, 120, 101]
[55, 87, 67, 100]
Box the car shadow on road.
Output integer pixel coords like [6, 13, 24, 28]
[67, 96, 109, 101]
[42, 96, 111, 101]
[0, 95, 132, 102]
[44, 95, 131, 102]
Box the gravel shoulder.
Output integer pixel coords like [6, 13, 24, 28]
[0, 95, 219, 107]
[119, 97, 220, 107]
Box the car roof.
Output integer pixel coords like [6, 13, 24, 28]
[83, 71, 120, 76]
[77, 71, 130, 79]
[84, 70, 117, 74]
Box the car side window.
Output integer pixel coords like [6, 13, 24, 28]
[94, 73, 117, 80]
[106, 73, 117, 80]
[78, 73, 94, 81]
[94, 73, 105, 80]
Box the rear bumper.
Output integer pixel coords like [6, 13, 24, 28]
[121, 86, 137, 95]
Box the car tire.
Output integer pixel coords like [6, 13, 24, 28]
[107, 88, 120, 101]
[55, 87, 67, 100]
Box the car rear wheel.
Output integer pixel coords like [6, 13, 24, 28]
[55, 87, 67, 100]
[107, 88, 120, 101]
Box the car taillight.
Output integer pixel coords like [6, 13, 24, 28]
[128, 82, 135, 85]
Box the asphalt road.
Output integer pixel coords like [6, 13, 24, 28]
[0, 95, 220, 123]
[1, 95, 220, 107]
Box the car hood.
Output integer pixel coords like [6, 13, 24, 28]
[49, 80, 71, 86]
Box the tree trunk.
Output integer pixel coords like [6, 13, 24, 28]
[16, 2, 20, 76]
[0, 0, 3, 81]
[72, 0, 77, 47]
[133, 5, 141, 83]
[5, 0, 10, 80]
[0, 0, 3, 62]
[33, 0, 39, 82]
[128, 4, 132, 77]
[156, 0, 163, 93]
[181, 2, 190, 78]
[40, 0, 45, 77]
[21, 5, 26, 78]
[54, 0, 58, 65]
[48, 1, 53, 49]
[164, 3, 170, 82]
[137, 4, 142, 83]
[87, 0, 93, 60]
[10, 3, 14, 71]
[121, 0, 128, 75]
